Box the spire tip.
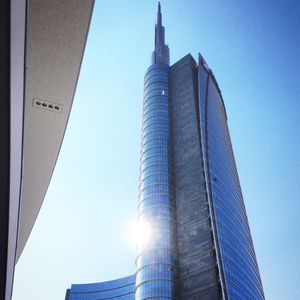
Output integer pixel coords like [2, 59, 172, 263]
[152, 1, 169, 65]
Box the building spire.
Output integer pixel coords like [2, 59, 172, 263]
[151, 2, 170, 65]
[157, 2, 162, 25]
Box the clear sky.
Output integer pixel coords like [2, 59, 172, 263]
[12, 1, 300, 299]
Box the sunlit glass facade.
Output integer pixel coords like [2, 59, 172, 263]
[135, 3, 178, 299]
[66, 3, 264, 300]
[197, 59, 265, 299]
[65, 275, 135, 300]
[136, 2, 264, 299]
[136, 63, 178, 299]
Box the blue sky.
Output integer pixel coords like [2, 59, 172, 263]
[13, 1, 300, 299]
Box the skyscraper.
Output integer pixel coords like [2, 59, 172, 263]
[66, 3, 264, 299]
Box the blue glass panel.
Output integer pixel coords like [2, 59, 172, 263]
[68, 275, 135, 300]
[136, 62, 177, 299]
[198, 62, 264, 299]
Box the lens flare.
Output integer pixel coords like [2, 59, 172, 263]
[127, 220, 152, 249]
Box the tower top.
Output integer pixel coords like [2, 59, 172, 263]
[157, 2, 162, 25]
[151, 2, 170, 65]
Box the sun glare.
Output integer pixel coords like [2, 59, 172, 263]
[127, 219, 152, 249]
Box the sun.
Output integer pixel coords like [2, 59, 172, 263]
[127, 219, 152, 249]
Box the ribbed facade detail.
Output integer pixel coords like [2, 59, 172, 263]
[198, 58, 265, 299]
[135, 63, 178, 299]
[135, 4, 178, 298]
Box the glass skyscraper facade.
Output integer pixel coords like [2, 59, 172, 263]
[136, 3, 177, 299]
[66, 3, 264, 299]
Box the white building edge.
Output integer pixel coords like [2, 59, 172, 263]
[3, 1, 95, 299]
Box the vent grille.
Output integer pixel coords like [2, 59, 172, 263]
[32, 98, 62, 112]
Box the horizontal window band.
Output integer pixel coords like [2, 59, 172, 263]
[142, 107, 169, 118]
[145, 66, 169, 78]
[134, 278, 176, 294]
[139, 182, 174, 192]
[144, 80, 168, 91]
[135, 262, 177, 275]
[138, 211, 177, 223]
[138, 215, 177, 225]
[143, 101, 168, 112]
[143, 97, 169, 110]
[140, 151, 173, 161]
[141, 137, 171, 148]
[139, 191, 175, 200]
[145, 64, 169, 74]
[139, 172, 174, 182]
[141, 137, 170, 148]
[142, 121, 169, 133]
[142, 127, 169, 138]
[142, 119, 169, 130]
[135, 247, 178, 262]
[144, 74, 168, 85]
[138, 193, 175, 202]
[140, 153, 170, 163]
[136, 258, 178, 269]
[138, 204, 177, 215]
[140, 153, 172, 164]
[142, 111, 169, 124]
[139, 175, 172, 185]
[140, 144, 169, 154]
[144, 75, 168, 84]
[144, 88, 169, 99]
[142, 133, 170, 144]
[140, 162, 169, 170]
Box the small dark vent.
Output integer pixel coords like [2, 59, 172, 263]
[32, 98, 63, 113]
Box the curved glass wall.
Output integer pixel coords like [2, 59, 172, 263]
[198, 58, 265, 300]
[65, 275, 135, 300]
[135, 63, 178, 300]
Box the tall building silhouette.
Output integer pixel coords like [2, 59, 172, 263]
[66, 3, 264, 299]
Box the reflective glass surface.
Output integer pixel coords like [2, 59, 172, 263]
[66, 53, 264, 300]
[136, 63, 178, 299]
[66, 275, 135, 300]
[198, 61, 265, 299]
